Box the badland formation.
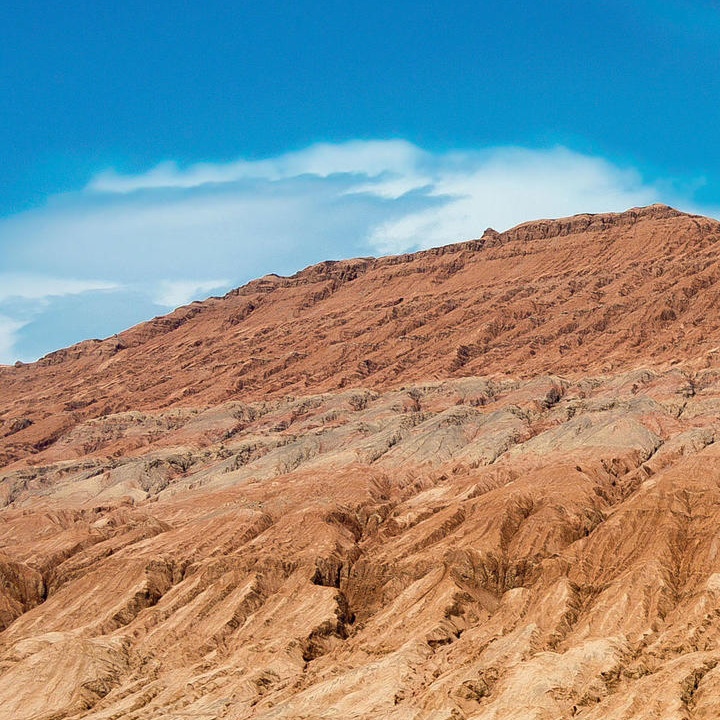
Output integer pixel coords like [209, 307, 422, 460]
[3, 204, 720, 718]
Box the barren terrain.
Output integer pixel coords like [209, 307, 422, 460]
[3, 204, 720, 718]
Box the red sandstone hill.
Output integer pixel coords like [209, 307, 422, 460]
[2, 205, 720, 718]
[2, 203, 720, 467]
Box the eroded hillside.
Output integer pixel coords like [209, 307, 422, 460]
[2, 205, 720, 719]
[3, 204, 720, 467]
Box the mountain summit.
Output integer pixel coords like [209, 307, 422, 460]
[2, 206, 720, 719]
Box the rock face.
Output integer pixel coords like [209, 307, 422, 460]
[2, 204, 720, 718]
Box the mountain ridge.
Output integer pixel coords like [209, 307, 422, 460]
[3, 203, 720, 471]
[3, 202, 707, 370]
[3, 205, 720, 718]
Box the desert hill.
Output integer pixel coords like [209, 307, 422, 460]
[3, 203, 720, 468]
[2, 204, 720, 718]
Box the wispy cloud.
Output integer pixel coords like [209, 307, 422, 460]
[154, 279, 230, 308]
[0, 315, 26, 366]
[88, 140, 423, 193]
[0, 139, 713, 364]
[0, 274, 119, 303]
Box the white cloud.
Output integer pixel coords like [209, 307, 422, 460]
[0, 274, 119, 303]
[0, 315, 26, 365]
[79, 142, 691, 257]
[1, 139, 714, 363]
[364, 146, 659, 253]
[88, 139, 423, 193]
[154, 279, 230, 308]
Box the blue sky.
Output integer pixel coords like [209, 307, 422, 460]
[2, 0, 720, 363]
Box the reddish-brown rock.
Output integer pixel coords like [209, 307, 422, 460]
[2, 204, 720, 718]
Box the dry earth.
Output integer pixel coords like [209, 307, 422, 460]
[2, 204, 720, 718]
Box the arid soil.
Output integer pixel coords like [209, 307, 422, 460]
[2, 204, 720, 718]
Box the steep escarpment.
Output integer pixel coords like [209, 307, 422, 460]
[2, 205, 720, 719]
